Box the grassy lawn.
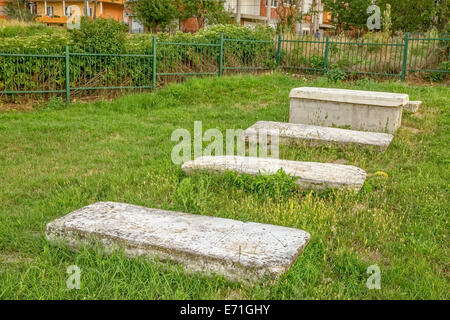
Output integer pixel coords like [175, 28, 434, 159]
[0, 74, 448, 299]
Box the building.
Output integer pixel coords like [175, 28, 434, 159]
[1, 0, 332, 35]
[30, 0, 125, 26]
[0, 0, 9, 19]
[225, 0, 333, 35]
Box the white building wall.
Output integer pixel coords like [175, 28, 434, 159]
[225, 0, 260, 16]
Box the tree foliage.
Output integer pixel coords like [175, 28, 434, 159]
[177, 0, 232, 28]
[127, 0, 178, 32]
[322, 0, 372, 32]
[275, 0, 301, 34]
[323, 0, 449, 33]
[377, 0, 449, 32]
[5, 0, 35, 22]
[69, 17, 128, 52]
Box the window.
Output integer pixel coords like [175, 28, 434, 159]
[46, 6, 54, 17]
[265, 0, 279, 7]
[66, 6, 72, 16]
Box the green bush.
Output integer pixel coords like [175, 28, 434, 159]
[426, 61, 449, 82]
[326, 65, 346, 82]
[308, 55, 325, 70]
[69, 18, 128, 53]
[0, 23, 277, 100]
[127, 24, 276, 74]
[0, 23, 57, 38]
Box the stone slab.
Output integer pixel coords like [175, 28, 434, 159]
[182, 155, 366, 192]
[404, 100, 422, 113]
[289, 87, 409, 107]
[46, 202, 311, 282]
[242, 121, 393, 150]
[290, 96, 403, 133]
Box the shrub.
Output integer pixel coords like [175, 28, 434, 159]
[0, 23, 56, 38]
[326, 65, 346, 82]
[426, 61, 449, 82]
[309, 55, 325, 70]
[69, 17, 128, 53]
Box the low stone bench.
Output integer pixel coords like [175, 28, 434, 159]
[404, 101, 422, 113]
[46, 202, 310, 282]
[289, 87, 409, 133]
[242, 121, 394, 151]
[182, 155, 366, 192]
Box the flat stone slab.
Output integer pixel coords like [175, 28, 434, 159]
[404, 101, 422, 113]
[242, 121, 393, 150]
[289, 87, 409, 133]
[290, 87, 409, 107]
[182, 155, 366, 192]
[46, 202, 310, 282]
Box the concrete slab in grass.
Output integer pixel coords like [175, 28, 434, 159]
[242, 121, 394, 151]
[182, 155, 366, 192]
[46, 202, 311, 282]
[289, 87, 409, 133]
[404, 101, 422, 113]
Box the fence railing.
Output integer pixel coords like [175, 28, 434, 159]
[0, 33, 448, 103]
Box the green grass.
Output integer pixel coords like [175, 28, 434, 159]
[0, 74, 448, 299]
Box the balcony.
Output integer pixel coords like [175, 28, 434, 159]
[36, 15, 68, 24]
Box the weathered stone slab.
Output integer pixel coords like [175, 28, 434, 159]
[182, 155, 366, 191]
[404, 100, 422, 113]
[46, 202, 310, 282]
[289, 87, 409, 133]
[290, 87, 409, 107]
[242, 121, 393, 150]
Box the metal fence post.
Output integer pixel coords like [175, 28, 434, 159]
[152, 36, 157, 91]
[401, 32, 409, 81]
[65, 45, 70, 103]
[276, 34, 282, 67]
[323, 36, 330, 75]
[218, 33, 224, 77]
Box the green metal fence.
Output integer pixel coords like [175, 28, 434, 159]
[0, 33, 448, 103]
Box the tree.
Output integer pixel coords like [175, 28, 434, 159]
[323, 0, 449, 33]
[376, 0, 437, 32]
[435, 0, 449, 32]
[322, 0, 372, 32]
[178, 0, 232, 29]
[5, 0, 34, 21]
[275, 0, 302, 34]
[127, 0, 178, 32]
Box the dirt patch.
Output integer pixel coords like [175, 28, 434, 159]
[223, 289, 246, 300]
[332, 158, 349, 165]
[403, 126, 422, 134]
[0, 101, 37, 112]
[0, 252, 35, 265]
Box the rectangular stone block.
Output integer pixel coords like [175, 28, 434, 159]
[289, 87, 409, 133]
[242, 121, 393, 150]
[46, 202, 311, 282]
[182, 155, 366, 192]
[404, 101, 422, 113]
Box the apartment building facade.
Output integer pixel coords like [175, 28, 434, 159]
[225, 0, 332, 35]
[30, 0, 125, 25]
[0, 0, 332, 35]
